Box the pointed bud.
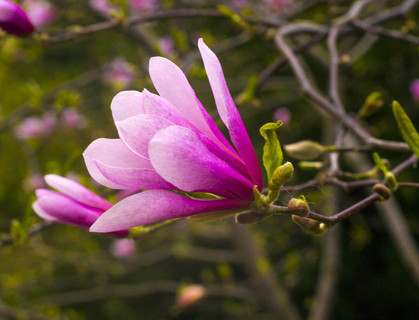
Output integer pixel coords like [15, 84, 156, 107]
[285, 141, 326, 160]
[292, 215, 327, 235]
[287, 198, 309, 216]
[235, 210, 266, 224]
[373, 184, 391, 201]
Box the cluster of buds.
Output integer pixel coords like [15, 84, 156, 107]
[288, 198, 327, 235]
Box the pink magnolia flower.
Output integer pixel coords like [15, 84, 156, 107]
[15, 112, 57, 140]
[265, 0, 292, 11]
[33, 174, 114, 230]
[61, 108, 87, 129]
[410, 79, 419, 100]
[0, 0, 35, 36]
[104, 57, 135, 89]
[177, 284, 207, 308]
[86, 39, 262, 233]
[129, 0, 157, 11]
[110, 238, 136, 258]
[24, 0, 56, 27]
[273, 107, 290, 126]
[158, 36, 175, 57]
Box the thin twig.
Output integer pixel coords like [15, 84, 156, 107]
[0, 221, 53, 250]
[352, 20, 419, 45]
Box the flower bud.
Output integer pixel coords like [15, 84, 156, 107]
[373, 184, 391, 201]
[284, 141, 326, 160]
[0, 0, 35, 36]
[235, 210, 266, 224]
[292, 215, 327, 235]
[288, 198, 309, 216]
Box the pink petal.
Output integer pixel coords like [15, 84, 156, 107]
[94, 159, 174, 190]
[117, 95, 250, 180]
[110, 90, 144, 122]
[116, 113, 176, 159]
[148, 57, 237, 154]
[35, 192, 102, 228]
[90, 190, 249, 232]
[45, 174, 112, 211]
[33, 200, 59, 222]
[148, 126, 254, 200]
[83, 138, 153, 189]
[198, 39, 263, 190]
[142, 89, 191, 126]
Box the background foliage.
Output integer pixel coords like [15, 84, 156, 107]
[1, 0, 419, 319]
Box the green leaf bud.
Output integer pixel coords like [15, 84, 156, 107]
[270, 162, 294, 189]
[385, 172, 398, 191]
[358, 91, 383, 118]
[260, 121, 283, 181]
[392, 100, 419, 158]
[284, 140, 326, 160]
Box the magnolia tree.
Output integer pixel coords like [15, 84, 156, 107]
[0, 0, 419, 319]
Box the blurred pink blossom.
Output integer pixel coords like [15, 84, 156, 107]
[24, 0, 56, 27]
[129, 0, 158, 11]
[89, 0, 116, 16]
[273, 107, 291, 126]
[177, 285, 207, 308]
[61, 108, 87, 129]
[15, 111, 57, 140]
[410, 79, 419, 100]
[265, 0, 292, 10]
[233, 0, 247, 7]
[24, 173, 46, 191]
[158, 36, 175, 57]
[104, 57, 135, 89]
[110, 239, 136, 258]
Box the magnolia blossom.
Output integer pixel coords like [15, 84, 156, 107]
[410, 79, 419, 100]
[104, 57, 135, 89]
[15, 111, 57, 140]
[158, 36, 175, 57]
[89, 0, 116, 16]
[176, 284, 207, 308]
[129, 0, 157, 11]
[33, 174, 113, 229]
[24, 0, 56, 27]
[61, 108, 87, 129]
[265, 0, 292, 10]
[86, 39, 262, 233]
[110, 238, 136, 258]
[273, 107, 290, 126]
[0, 0, 35, 36]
